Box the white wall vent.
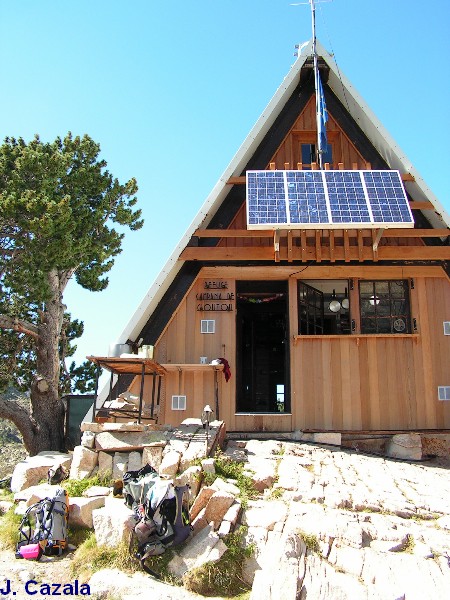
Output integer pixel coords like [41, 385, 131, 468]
[438, 387, 450, 401]
[172, 395, 186, 410]
[443, 322, 450, 335]
[201, 319, 215, 334]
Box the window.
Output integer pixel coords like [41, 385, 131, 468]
[359, 280, 411, 334]
[298, 280, 351, 335]
[201, 319, 215, 334]
[301, 143, 333, 167]
[171, 395, 186, 410]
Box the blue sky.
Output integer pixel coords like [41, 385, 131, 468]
[1, 0, 448, 366]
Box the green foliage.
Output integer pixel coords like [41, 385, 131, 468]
[298, 530, 320, 554]
[0, 132, 142, 448]
[62, 472, 113, 497]
[0, 507, 22, 550]
[70, 532, 136, 581]
[203, 451, 258, 508]
[183, 528, 254, 597]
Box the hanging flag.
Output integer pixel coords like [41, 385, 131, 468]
[317, 73, 328, 153]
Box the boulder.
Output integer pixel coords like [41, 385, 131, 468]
[386, 433, 422, 461]
[158, 450, 181, 478]
[201, 458, 215, 474]
[69, 446, 98, 480]
[190, 486, 215, 520]
[141, 444, 164, 471]
[127, 451, 142, 472]
[112, 452, 128, 479]
[204, 491, 235, 529]
[175, 465, 202, 498]
[97, 452, 113, 476]
[11, 452, 72, 493]
[92, 499, 136, 547]
[168, 523, 227, 579]
[69, 496, 106, 529]
[95, 431, 166, 452]
[14, 484, 61, 506]
[81, 431, 95, 449]
[83, 486, 111, 498]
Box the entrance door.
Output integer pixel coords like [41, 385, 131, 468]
[236, 281, 289, 413]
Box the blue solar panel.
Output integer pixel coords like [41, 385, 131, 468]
[246, 170, 413, 229]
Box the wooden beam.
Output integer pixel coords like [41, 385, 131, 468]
[357, 229, 364, 262]
[193, 227, 450, 240]
[409, 201, 434, 210]
[201, 265, 447, 280]
[227, 172, 417, 185]
[371, 230, 379, 262]
[226, 176, 246, 185]
[343, 230, 350, 262]
[193, 228, 274, 238]
[180, 245, 450, 262]
[287, 230, 293, 263]
[301, 230, 307, 262]
[274, 230, 281, 263]
[315, 230, 322, 263]
[329, 230, 335, 263]
[372, 228, 385, 251]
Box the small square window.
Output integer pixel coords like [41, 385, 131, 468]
[172, 395, 186, 410]
[438, 387, 450, 401]
[201, 320, 215, 334]
[443, 322, 450, 336]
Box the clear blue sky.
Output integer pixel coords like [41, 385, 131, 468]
[1, 0, 448, 367]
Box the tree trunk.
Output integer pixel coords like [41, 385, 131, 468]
[28, 269, 66, 454]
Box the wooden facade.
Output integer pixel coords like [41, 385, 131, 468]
[95, 43, 450, 435]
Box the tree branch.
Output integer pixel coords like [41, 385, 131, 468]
[0, 314, 39, 338]
[0, 394, 36, 452]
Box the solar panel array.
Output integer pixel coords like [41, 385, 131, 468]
[246, 170, 414, 230]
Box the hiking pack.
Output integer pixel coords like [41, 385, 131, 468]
[15, 487, 69, 561]
[123, 464, 192, 578]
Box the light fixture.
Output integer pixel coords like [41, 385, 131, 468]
[341, 287, 349, 310]
[201, 405, 214, 455]
[329, 289, 341, 313]
[369, 295, 380, 306]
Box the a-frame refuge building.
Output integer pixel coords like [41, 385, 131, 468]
[90, 40, 450, 437]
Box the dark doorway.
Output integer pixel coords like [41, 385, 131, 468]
[236, 281, 290, 413]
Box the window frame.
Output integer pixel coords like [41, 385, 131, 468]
[359, 280, 412, 335]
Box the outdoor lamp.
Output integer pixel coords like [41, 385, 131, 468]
[201, 404, 214, 428]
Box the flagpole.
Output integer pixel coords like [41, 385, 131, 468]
[310, 0, 324, 169]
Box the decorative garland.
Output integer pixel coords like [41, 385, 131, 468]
[237, 293, 285, 304]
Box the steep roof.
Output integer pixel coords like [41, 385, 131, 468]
[117, 39, 450, 347]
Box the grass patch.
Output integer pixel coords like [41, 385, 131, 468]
[266, 487, 284, 500]
[401, 534, 415, 554]
[62, 472, 113, 497]
[70, 532, 137, 581]
[298, 530, 320, 554]
[183, 528, 254, 597]
[203, 451, 258, 508]
[0, 507, 22, 550]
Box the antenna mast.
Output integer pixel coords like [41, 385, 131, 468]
[310, 0, 325, 169]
